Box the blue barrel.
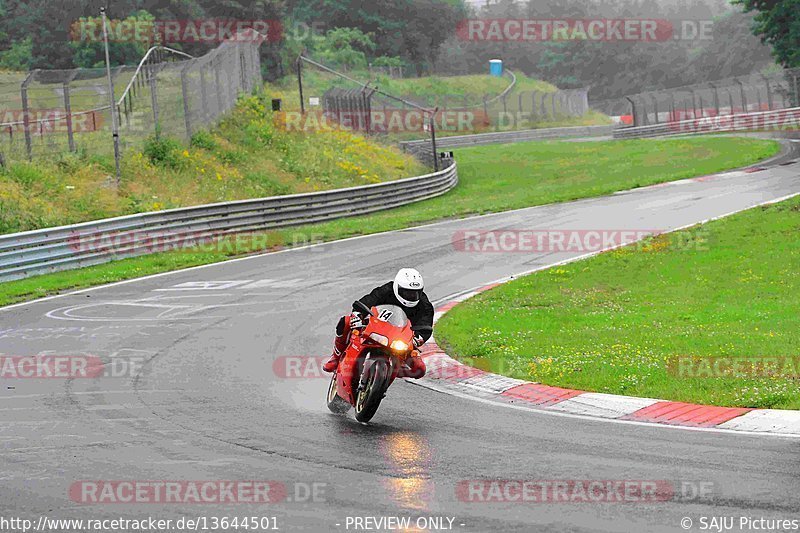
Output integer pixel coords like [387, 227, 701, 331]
[489, 59, 503, 77]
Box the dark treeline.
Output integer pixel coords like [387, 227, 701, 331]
[437, 0, 777, 100]
[0, 0, 790, 100]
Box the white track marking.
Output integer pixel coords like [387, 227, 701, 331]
[3, 148, 795, 315]
[408, 379, 800, 439]
[547, 393, 662, 418]
[718, 410, 800, 434]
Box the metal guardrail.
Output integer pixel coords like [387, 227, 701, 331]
[0, 162, 458, 282]
[401, 124, 614, 158]
[613, 107, 800, 139]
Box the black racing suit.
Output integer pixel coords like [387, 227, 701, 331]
[354, 281, 434, 344]
[335, 281, 435, 345]
[328, 281, 433, 377]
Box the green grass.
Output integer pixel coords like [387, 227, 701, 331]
[435, 196, 800, 409]
[0, 135, 780, 307]
[277, 70, 611, 140]
[0, 91, 424, 234]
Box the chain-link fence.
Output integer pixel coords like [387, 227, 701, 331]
[298, 55, 590, 168]
[0, 29, 265, 168]
[591, 68, 800, 127]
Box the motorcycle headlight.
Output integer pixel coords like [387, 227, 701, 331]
[369, 333, 389, 346]
[390, 340, 409, 352]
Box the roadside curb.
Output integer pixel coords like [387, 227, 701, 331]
[418, 274, 800, 438]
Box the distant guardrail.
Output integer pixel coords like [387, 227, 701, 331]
[400, 124, 614, 159]
[0, 162, 457, 282]
[613, 107, 800, 139]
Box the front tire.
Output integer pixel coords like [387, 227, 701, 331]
[354, 359, 390, 423]
[326, 372, 351, 414]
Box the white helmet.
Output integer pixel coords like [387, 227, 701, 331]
[393, 268, 424, 308]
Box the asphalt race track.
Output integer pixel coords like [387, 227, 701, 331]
[1, 141, 799, 532]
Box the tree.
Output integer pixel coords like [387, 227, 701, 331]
[313, 27, 375, 69]
[734, 0, 800, 67]
[70, 11, 156, 68]
[289, 0, 466, 74]
[0, 37, 33, 70]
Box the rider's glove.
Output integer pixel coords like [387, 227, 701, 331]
[350, 312, 366, 330]
[412, 334, 425, 348]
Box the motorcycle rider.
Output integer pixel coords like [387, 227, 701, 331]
[323, 268, 433, 378]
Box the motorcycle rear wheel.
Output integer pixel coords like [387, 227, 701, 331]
[326, 372, 351, 414]
[354, 359, 390, 423]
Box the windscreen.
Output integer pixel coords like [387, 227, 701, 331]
[373, 305, 409, 328]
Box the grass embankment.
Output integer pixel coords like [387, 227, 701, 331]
[0, 136, 779, 307]
[277, 70, 611, 138]
[0, 92, 424, 234]
[435, 196, 800, 410]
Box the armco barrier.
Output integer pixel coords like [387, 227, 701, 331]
[400, 124, 614, 159]
[0, 163, 457, 282]
[613, 107, 800, 139]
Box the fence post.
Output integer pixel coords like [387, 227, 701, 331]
[21, 71, 35, 161]
[710, 82, 720, 116]
[149, 65, 160, 137]
[761, 74, 773, 110]
[199, 66, 209, 125]
[123, 89, 131, 127]
[297, 56, 306, 115]
[579, 88, 589, 115]
[688, 89, 698, 119]
[735, 78, 748, 112]
[669, 93, 677, 120]
[181, 60, 194, 139]
[213, 57, 224, 114]
[63, 82, 75, 152]
[625, 96, 637, 127]
[429, 110, 439, 172]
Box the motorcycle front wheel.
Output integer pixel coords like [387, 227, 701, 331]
[354, 358, 390, 423]
[326, 372, 351, 414]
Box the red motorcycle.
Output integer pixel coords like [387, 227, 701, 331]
[326, 301, 429, 423]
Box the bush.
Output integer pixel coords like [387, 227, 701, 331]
[190, 130, 218, 151]
[142, 134, 185, 169]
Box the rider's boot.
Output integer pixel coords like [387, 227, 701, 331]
[323, 334, 348, 373]
[405, 355, 427, 379]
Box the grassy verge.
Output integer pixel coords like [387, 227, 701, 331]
[0, 136, 780, 307]
[0, 91, 424, 234]
[275, 71, 612, 139]
[435, 196, 800, 409]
